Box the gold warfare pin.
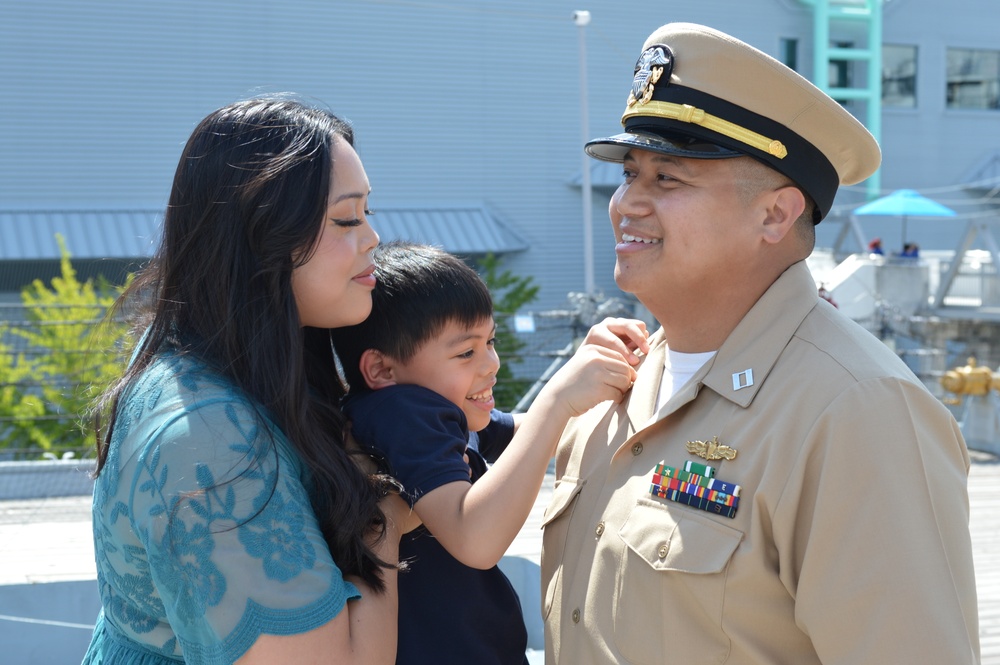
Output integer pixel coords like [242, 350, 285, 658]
[686, 436, 737, 461]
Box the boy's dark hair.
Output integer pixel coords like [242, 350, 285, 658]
[331, 240, 494, 392]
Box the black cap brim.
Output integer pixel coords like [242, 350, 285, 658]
[585, 131, 742, 163]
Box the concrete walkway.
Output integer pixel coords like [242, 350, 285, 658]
[2, 452, 999, 662]
[971, 451, 1000, 661]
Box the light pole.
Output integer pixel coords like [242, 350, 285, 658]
[573, 10, 595, 296]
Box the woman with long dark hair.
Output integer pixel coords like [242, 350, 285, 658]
[83, 98, 411, 664]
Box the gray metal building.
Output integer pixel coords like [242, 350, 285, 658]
[1, 0, 997, 352]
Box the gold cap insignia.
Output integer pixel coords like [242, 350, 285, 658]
[627, 44, 674, 107]
[686, 436, 737, 461]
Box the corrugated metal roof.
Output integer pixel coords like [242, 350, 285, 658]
[0, 206, 527, 261]
[0, 210, 161, 260]
[372, 207, 528, 255]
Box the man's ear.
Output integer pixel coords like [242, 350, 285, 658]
[359, 349, 398, 390]
[761, 185, 806, 245]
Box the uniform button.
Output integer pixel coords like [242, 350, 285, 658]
[658, 543, 668, 559]
[595, 521, 605, 537]
[572, 608, 581, 623]
[631, 441, 643, 456]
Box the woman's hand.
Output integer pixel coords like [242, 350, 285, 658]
[380, 491, 421, 536]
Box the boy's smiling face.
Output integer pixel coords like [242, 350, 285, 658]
[389, 317, 500, 432]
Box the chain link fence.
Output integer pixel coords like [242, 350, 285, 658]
[0, 292, 641, 502]
[0, 302, 125, 463]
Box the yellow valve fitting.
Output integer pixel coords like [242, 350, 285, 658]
[940, 357, 996, 397]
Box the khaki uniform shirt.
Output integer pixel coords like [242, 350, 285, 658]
[542, 261, 979, 664]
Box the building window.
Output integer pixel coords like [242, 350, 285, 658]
[883, 44, 917, 108]
[780, 38, 798, 71]
[829, 40, 854, 90]
[947, 48, 1000, 110]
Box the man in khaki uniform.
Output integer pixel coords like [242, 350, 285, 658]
[541, 23, 980, 664]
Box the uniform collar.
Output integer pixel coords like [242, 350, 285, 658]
[629, 260, 818, 427]
[628, 328, 666, 427]
[701, 260, 818, 407]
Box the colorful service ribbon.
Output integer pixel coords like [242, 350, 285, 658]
[649, 461, 742, 519]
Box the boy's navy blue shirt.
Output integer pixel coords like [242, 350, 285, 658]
[344, 384, 528, 665]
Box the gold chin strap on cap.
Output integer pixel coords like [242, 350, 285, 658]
[622, 100, 788, 159]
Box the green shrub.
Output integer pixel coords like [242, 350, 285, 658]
[0, 236, 129, 458]
[478, 254, 539, 412]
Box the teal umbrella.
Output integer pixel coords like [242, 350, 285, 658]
[853, 189, 956, 250]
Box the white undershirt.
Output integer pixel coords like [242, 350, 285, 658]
[655, 348, 717, 412]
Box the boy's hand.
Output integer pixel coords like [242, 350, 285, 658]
[545, 344, 638, 418]
[583, 317, 650, 366]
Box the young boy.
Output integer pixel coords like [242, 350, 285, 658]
[330, 241, 645, 665]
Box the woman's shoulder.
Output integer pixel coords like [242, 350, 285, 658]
[114, 352, 296, 476]
[124, 352, 260, 423]
[140, 352, 239, 397]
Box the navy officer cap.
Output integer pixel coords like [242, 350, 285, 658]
[586, 23, 882, 222]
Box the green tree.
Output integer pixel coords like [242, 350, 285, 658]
[478, 254, 539, 411]
[0, 331, 48, 453]
[0, 235, 129, 457]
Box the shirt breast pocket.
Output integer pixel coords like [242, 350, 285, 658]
[614, 497, 743, 665]
[540, 476, 584, 620]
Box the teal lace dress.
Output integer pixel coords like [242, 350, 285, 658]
[82, 352, 359, 664]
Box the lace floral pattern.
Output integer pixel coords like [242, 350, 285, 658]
[86, 353, 358, 665]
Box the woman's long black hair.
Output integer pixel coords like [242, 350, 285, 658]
[93, 97, 392, 590]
